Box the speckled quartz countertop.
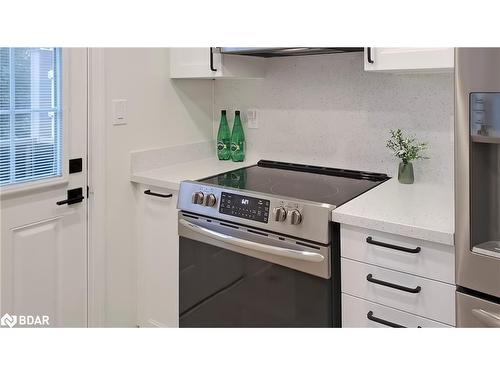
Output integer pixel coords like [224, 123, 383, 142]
[130, 144, 454, 246]
[130, 157, 258, 191]
[331, 178, 454, 246]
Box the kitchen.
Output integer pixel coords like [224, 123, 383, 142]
[134, 47, 457, 328]
[0, 3, 499, 373]
[2, 47, 498, 327]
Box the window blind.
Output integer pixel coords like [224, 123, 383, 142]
[0, 48, 62, 187]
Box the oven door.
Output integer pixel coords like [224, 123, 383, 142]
[178, 212, 332, 327]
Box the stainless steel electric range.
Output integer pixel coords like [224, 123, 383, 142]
[177, 160, 389, 327]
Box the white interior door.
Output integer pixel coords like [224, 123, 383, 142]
[0, 48, 88, 327]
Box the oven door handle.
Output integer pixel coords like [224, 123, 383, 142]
[179, 219, 325, 263]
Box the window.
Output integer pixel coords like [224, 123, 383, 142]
[0, 48, 62, 187]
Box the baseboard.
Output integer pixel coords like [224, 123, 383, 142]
[137, 318, 171, 328]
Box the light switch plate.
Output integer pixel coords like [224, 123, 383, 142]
[112, 99, 127, 125]
[246, 109, 258, 129]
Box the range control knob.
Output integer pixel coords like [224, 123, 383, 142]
[289, 209, 302, 225]
[273, 207, 287, 222]
[191, 191, 204, 205]
[204, 193, 217, 207]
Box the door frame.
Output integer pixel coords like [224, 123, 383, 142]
[87, 48, 107, 327]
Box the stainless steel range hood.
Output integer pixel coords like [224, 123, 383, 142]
[219, 47, 363, 57]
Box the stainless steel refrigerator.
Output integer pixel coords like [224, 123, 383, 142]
[455, 48, 500, 327]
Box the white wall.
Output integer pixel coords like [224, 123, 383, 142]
[103, 48, 212, 326]
[214, 52, 454, 184]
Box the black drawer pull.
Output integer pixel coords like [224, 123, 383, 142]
[366, 273, 422, 294]
[366, 236, 421, 254]
[144, 189, 173, 198]
[367, 311, 405, 328]
[367, 47, 374, 64]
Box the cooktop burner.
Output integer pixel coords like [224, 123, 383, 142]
[199, 160, 389, 207]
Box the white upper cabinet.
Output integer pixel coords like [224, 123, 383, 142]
[170, 48, 266, 79]
[364, 48, 454, 72]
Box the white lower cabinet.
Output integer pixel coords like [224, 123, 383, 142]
[136, 184, 179, 327]
[342, 258, 456, 325]
[342, 294, 451, 328]
[340, 224, 456, 327]
[341, 225, 455, 284]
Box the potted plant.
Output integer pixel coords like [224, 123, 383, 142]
[386, 129, 428, 184]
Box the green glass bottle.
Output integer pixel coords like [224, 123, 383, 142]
[216, 110, 231, 160]
[230, 110, 245, 162]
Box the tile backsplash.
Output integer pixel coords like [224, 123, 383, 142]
[214, 52, 454, 185]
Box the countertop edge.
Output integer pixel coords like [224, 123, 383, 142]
[331, 210, 455, 246]
[129, 156, 259, 191]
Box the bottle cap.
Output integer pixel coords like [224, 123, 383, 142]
[235, 110, 240, 115]
[221, 110, 227, 115]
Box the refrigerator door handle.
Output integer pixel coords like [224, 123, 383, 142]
[472, 308, 500, 327]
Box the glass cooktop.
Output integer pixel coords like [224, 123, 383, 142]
[199, 160, 389, 207]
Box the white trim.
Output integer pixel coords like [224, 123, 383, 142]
[146, 319, 167, 328]
[87, 48, 107, 327]
[61, 48, 70, 181]
[0, 176, 68, 197]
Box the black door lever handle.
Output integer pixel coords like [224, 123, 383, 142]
[56, 187, 84, 205]
[56, 196, 84, 205]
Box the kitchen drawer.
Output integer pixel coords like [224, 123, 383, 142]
[341, 258, 456, 325]
[341, 224, 455, 284]
[342, 293, 451, 328]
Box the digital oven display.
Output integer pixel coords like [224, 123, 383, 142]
[219, 192, 270, 223]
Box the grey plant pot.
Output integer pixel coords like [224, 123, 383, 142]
[398, 161, 414, 184]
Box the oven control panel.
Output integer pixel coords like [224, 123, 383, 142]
[177, 180, 333, 244]
[219, 192, 270, 223]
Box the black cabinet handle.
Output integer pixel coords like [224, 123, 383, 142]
[210, 47, 217, 72]
[57, 187, 84, 206]
[366, 273, 421, 294]
[367, 311, 405, 328]
[367, 47, 374, 63]
[144, 189, 173, 199]
[366, 236, 421, 254]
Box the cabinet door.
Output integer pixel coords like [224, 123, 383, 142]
[136, 184, 179, 327]
[364, 47, 454, 72]
[341, 225, 455, 284]
[170, 48, 220, 79]
[342, 293, 451, 328]
[170, 48, 266, 79]
[341, 258, 456, 325]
